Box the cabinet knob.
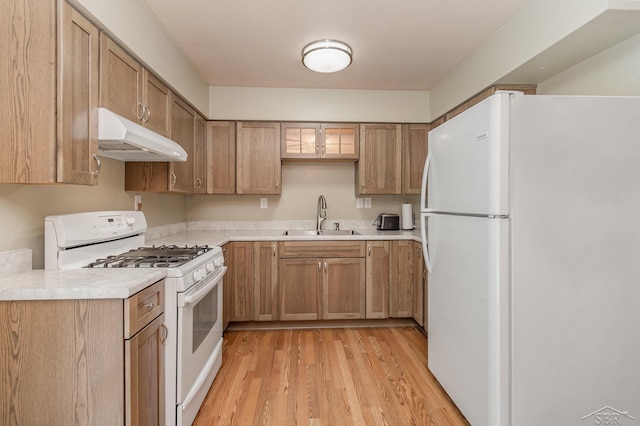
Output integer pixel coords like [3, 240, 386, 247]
[272, 244, 276, 256]
[161, 323, 169, 344]
[196, 177, 202, 189]
[171, 173, 177, 186]
[275, 180, 280, 189]
[368, 244, 371, 256]
[137, 103, 145, 120]
[143, 105, 150, 123]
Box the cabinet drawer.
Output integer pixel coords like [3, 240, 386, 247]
[125, 280, 164, 338]
[278, 241, 365, 258]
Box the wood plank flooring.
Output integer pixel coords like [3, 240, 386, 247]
[193, 327, 469, 425]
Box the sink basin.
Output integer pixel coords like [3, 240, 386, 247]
[282, 230, 360, 236]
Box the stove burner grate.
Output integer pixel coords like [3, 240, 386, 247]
[87, 245, 212, 268]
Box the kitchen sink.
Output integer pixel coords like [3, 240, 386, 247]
[282, 230, 361, 236]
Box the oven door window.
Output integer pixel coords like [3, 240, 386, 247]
[192, 286, 218, 352]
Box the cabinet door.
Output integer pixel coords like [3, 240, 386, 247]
[143, 70, 171, 137]
[390, 240, 415, 318]
[279, 258, 321, 321]
[57, 1, 100, 185]
[402, 124, 430, 194]
[422, 247, 429, 332]
[323, 257, 366, 319]
[99, 34, 143, 122]
[412, 242, 425, 326]
[366, 241, 390, 319]
[236, 122, 281, 194]
[169, 96, 196, 193]
[194, 115, 207, 194]
[281, 122, 320, 159]
[253, 242, 279, 321]
[357, 123, 402, 194]
[321, 123, 359, 160]
[125, 313, 165, 426]
[229, 242, 253, 322]
[207, 121, 236, 194]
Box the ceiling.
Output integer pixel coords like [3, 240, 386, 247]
[140, 0, 531, 91]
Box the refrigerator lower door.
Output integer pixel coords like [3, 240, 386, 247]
[427, 213, 509, 426]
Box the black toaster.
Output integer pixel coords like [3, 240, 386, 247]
[374, 213, 400, 230]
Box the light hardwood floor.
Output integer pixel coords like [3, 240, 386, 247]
[193, 327, 469, 425]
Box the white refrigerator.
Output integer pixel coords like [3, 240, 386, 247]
[420, 92, 640, 426]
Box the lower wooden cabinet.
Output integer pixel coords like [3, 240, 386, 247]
[365, 241, 390, 319]
[390, 240, 415, 318]
[412, 241, 425, 327]
[253, 241, 278, 321]
[227, 241, 253, 322]
[0, 280, 166, 425]
[278, 241, 366, 321]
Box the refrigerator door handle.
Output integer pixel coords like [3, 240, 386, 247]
[420, 214, 432, 274]
[420, 150, 432, 211]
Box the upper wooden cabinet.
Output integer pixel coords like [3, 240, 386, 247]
[194, 115, 207, 194]
[99, 34, 171, 137]
[402, 123, 430, 194]
[207, 121, 236, 194]
[1, 0, 100, 185]
[236, 122, 281, 194]
[356, 123, 402, 195]
[281, 122, 359, 160]
[169, 97, 196, 193]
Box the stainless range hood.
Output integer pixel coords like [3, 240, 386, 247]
[98, 108, 187, 162]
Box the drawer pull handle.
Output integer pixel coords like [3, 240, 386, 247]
[161, 323, 169, 344]
[143, 302, 155, 310]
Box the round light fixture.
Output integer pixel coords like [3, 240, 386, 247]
[302, 39, 352, 73]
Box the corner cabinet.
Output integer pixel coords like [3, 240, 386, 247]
[0, 280, 166, 425]
[236, 122, 281, 194]
[356, 123, 402, 194]
[1, 0, 99, 185]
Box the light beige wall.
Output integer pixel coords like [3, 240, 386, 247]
[538, 32, 640, 95]
[209, 87, 429, 122]
[187, 163, 419, 224]
[0, 159, 187, 269]
[70, 0, 209, 115]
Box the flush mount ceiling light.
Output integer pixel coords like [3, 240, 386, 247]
[302, 39, 352, 73]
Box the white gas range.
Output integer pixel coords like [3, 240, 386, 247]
[44, 211, 226, 426]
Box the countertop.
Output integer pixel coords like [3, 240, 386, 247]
[1, 227, 422, 301]
[0, 269, 166, 301]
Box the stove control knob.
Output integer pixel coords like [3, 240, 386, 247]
[206, 262, 215, 273]
[214, 256, 224, 268]
[193, 268, 205, 281]
[126, 217, 135, 227]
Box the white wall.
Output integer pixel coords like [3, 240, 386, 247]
[0, 159, 187, 268]
[70, 0, 210, 115]
[209, 87, 429, 122]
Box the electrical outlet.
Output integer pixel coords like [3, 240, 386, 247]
[356, 198, 364, 208]
[260, 198, 268, 208]
[364, 197, 372, 208]
[134, 194, 142, 211]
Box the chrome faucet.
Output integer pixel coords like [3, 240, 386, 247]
[317, 195, 327, 231]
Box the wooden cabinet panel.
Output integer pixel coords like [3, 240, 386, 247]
[357, 123, 402, 194]
[236, 121, 281, 194]
[412, 242, 424, 327]
[207, 121, 236, 194]
[366, 241, 390, 319]
[194, 115, 207, 194]
[278, 241, 365, 258]
[253, 241, 279, 321]
[222, 243, 232, 330]
[390, 240, 415, 318]
[99, 34, 143, 122]
[279, 258, 321, 321]
[323, 257, 366, 319]
[1, 0, 99, 185]
[143, 71, 172, 137]
[228, 242, 253, 322]
[281, 122, 359, 160]
[444, 84, 537, 121]
[169, 96, 196, 193]
[124, 280, 164, 338]
[402, 124, 430, 195]
[125, 313, 165, 426]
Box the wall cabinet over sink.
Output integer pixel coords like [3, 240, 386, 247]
[281, 122, 359, 160]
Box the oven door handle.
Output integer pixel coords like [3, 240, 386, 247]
[179, 266, 227, 307]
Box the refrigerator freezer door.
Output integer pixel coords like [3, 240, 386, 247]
[427, 213, 510, 426]
[425, 92, 512, 216]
